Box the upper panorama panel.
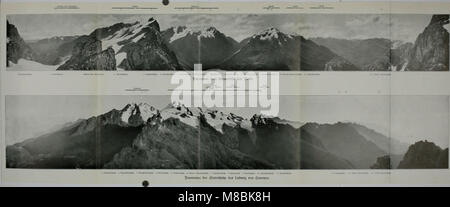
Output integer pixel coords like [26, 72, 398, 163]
[5, 14, 449, 71]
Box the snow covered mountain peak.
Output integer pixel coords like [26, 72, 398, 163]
[168, 26, 193, 43]
[120, 102, 158, 124]
[113, 101, 303, 134]
[254, 27, 283, 40]
[201, 109, 253, 133]
[199, 27, 219, 39]
[251, 27, 294, 45]
[116, 102, 257, 133]
[96, 18, 166, 70]
[168, 26, 222, 43]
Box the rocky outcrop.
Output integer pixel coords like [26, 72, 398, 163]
[117, 18, 180, 70]
[390, 42, 413, 71]
[370, 155, 391, 169]
[405, 14, 449, 71]
[105, 117, 273, 169]
[6, 21, 33, 67]
[55, 18, 179, 70]
[397, 140, 448, 169]
[57, 35, 116, 70]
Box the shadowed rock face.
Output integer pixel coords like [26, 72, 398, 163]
[406, 14, 449, 71]
[397, 140, 449, 169]
[390, 42, 414, 71]
[118, 19, 181, 70]
[56, 18, 179, 70]
[105, 117, 274, 169]
[6, 21, 34, 66]
[57, 35, 116, 70]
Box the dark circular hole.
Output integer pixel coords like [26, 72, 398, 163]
[162, 0, 169, 6]
[142, 180, 149, 187]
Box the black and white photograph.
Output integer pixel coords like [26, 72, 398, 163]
[6, 13, 449, 71]
[5, 95, 448, 169]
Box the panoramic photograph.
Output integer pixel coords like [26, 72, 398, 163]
[5, 13, 449, 71]
[5, 95, 448, 169]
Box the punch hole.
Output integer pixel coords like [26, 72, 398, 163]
[142, 180, 149, 187]
[162, 0, 169, 6]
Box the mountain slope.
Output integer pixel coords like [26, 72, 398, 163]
[161, 26, 238, 70]
[115, 18, 180, 70]
[56, 18, 180, 70]
[7, 103, 444, 170]
[397, 140, 448, 169]
[250, 115, 354, 169]
[301, 122, 387, 168]
[349, 123, 409, 154]
[220, 28, 358, 71]
[5, 103, 352, 169]
[311, 37, 391, 71]
[27, 36, 79, 65]
[57, 35, 116, 70]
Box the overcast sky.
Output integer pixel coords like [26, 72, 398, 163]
[6, 95, 449, 149]
[7, 13, 441, 42]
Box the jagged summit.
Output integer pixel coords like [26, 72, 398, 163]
[113, 102, 252, 133]
[252, 27, 293, 42]
[429, 14, 449, 26]
[120, 102, 158, 124]
[160, 103, 251, 133]
[166, 26, 223, 43]
[199, 26, 220, 39]
[405, 14, 449, 71]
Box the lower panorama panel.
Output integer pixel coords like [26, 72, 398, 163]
[4, 95, 449, 169]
